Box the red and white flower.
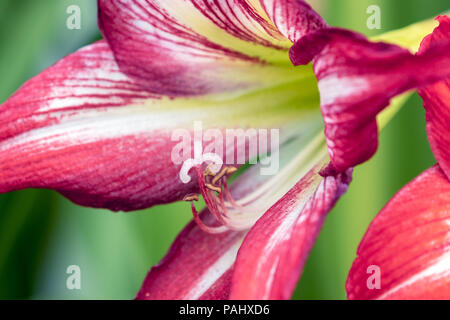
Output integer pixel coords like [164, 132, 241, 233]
[1, 0, 449, 300]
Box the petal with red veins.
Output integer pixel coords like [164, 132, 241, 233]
[259, 0, 327, 42]
[0, 40, 311, 211]
[230, 161, 352, 300]
[290, 18, 450, 173]
[97, 0, 322, 96]
[346, 165, 450, 300]
[418, 16, 450, 180]
[0, 41, 198, 211]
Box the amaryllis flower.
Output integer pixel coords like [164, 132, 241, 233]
[0, 0, 449, 300]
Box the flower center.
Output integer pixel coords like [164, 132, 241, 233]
[184, 132, 328, 234]
[184, 164, 247, 234]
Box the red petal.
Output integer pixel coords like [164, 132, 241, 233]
[97, 0, 326, 96]
[230, 164, 352, 300]
[135, 208, 245, 300]
[98, 0, 286, 96]
[259, 0, 327, 42]
[0, 41, 199, 211]
[418, 16, 450, 180]
[346, 165, 450, 300]
[290, 23, 450, 173]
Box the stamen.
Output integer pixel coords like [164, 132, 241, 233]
[189, 161, 287, 233]
[188, 164, 259, 233]
[218, 187, 228, 216]
[183, 194, 199, 202]
[223, 179, 243, 209]
[205, 183, 222, 193]
[226, 167, 238, 175]
[190, 201, 228, 234]
[203, 163, 217, 177]
[211, 166, 229, 185]
[195, 167, 230, 227]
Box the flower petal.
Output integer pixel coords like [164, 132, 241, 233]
[290, 18, 450, 173]
[230, 161, 352, 300]
[135, 208, 245, 300]
[259, 0, 327, 42]
[418, 16, 450, 180]
[0, 41, 197, 211]
[0, 40, 313, 211]
[97, 0, 325, 96]
[346, 165, 450, 300]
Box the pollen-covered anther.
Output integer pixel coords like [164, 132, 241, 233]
[205, 183, 222, 193]
[211, 167, 229, 185]
[226, 167, 238, 175]
[183, 194, 199, 202]
[203, 164, 217, 177]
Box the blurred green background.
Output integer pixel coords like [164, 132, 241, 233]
[0, 0, 448, 299]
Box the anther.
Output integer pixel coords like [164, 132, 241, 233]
[226, 166, 238, 175]
[211, 166, 229, 185]
[206, 183, 222, 193]
[203, 164, 217, 177]
[183, 194, 199, 202]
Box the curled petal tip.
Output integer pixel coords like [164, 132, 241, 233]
[292, 19, 450, 173]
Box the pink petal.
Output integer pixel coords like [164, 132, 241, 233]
[418, 16, 450, 180]
[346, 165, 450, 300]
[0, 40, 200, 211]
[259, 0, 327, 42]
[230, 163, 352, 300]
[135, 208, 245, 300]
[97, 0, 323, 96]
[290, 22, 450, 173]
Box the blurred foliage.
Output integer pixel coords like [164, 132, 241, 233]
[0, 0, 448, 300]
